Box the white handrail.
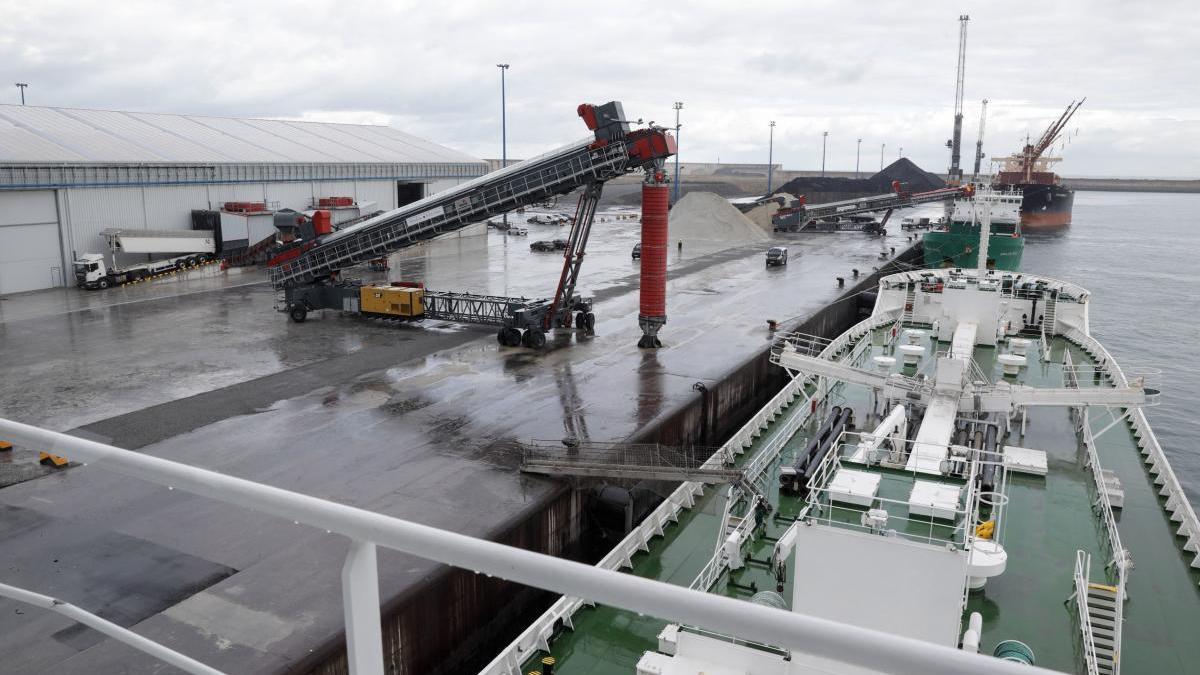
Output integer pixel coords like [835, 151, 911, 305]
[1064, 328, 1200, 575]
[1080, 409, 1129, 599]
[0, 417, 1057, 675]
[0, 582, 226, 675]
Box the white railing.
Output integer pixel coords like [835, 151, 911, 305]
[0, 418, 1058, 675]
[1064, 328, 1200, 575]
[1080, 409, 1130, 600]
[1072, 550, 1103, 675]
[484, 315, 901, 673]
[481, 358, 818, 674]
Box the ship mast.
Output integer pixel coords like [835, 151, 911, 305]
[971, 99, 988, 183]
[946, 14, 969, 186]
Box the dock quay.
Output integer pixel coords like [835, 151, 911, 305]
[0, 217, 921, 674]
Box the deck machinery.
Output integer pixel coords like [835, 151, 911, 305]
[269, 101, 676, 348]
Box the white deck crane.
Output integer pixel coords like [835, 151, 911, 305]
[946, 15, 969, 186]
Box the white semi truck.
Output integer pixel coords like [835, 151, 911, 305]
[73, 228, 217, 289]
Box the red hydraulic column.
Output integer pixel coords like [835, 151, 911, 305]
[638, 172, 669, 348]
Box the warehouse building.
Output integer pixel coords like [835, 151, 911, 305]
[0, 104, 488, 294]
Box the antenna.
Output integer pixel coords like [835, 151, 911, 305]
[946, 15, 969, 185]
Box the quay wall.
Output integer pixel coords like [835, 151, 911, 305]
[303, 242, 922, 675]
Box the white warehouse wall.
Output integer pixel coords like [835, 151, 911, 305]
[2, 176, 467, 295]
[59, 179, 408, 262]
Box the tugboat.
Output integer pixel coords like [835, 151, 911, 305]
[923, 186, 1024, 270]
[993, 100, 1084, 229]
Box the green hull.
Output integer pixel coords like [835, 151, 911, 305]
[923, 230, 1024, 271]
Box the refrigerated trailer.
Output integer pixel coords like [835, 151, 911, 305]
[73, 228, 217, 289]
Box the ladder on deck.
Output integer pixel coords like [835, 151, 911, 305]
[1083, 583, 1121, 674]
[1041, 292, 1058, 362]
[901, 284, 917, 325]
[1071, 550, 1122, 675]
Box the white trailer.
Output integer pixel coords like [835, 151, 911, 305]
[73, 228, 216, 289]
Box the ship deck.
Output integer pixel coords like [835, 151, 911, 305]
[518, 327, 1200, 674]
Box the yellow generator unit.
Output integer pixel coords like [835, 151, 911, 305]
[359, 284, 424, 319]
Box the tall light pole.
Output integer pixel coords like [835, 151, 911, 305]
[856, 138, 862, 178]
[496, 64, 509, 228]
[820, 131, 828, 177]
[767, 121, 776, 194]
[15, 83, 28, 105]
[880, 143, 886, 171]
[672, 102, 683, 204]
[899, 147, 903, 159]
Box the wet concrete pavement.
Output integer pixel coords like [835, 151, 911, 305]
[0, 208, 920, 672]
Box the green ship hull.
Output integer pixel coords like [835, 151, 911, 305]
[923, 229, 1024, 271]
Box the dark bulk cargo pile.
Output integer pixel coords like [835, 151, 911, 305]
[772, 158, 945, 202]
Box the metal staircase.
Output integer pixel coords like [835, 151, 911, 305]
[901, 284, 917, 325]
[1083, 582, 1121, 674]
[1071, 546, 1124, 675]
[1041, 291, 1058, 362]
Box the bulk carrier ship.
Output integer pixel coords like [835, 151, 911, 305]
[994, 100, 1085, 229]
[481, 191, 1200, 675]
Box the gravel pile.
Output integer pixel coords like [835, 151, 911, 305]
[772, 158, 945, 198]
[668, 192, 768, 243]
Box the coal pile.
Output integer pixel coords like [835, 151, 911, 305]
[772, 158, 945, 198]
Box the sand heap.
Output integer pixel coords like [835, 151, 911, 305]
[742, 196, 788, 233]
[668, 192, 768, 243]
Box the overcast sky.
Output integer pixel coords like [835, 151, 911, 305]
[2, 1, 1197, 178]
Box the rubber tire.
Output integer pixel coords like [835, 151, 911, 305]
[520, 329, 533, 348]
[528, 330, 547, 349]
[499, 327, 521, 346]
[585, 313, 596, 331]
[98, 278, 109, 289]
[139, 270, 150, 280]
[496, 329, 507, 345]
[575, 312, 586, 329]
[289, 305, 308, 323]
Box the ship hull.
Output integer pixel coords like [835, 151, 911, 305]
[998, 182, 1074, 229]
[923, 231, 1024, 271]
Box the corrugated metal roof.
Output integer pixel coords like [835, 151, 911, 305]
[0, 104, 482, 166]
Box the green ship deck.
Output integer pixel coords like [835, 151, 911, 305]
[510, 325, 1200, 674]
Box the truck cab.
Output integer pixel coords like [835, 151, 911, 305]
[73, 254, 110, 288]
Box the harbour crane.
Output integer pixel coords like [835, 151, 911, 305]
[971, 99, 988, 182]
[995, 99, 1085, 184]
[945, 14, 969, 186]
[269, 101, 676, 349]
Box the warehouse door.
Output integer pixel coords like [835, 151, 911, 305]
[397, 182, 424, 208]
[0, 190, 64, 295]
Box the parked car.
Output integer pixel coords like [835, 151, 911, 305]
[632, 243, 642, 259]
[766, 246, 788, 267]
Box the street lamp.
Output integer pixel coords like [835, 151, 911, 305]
[880, 143, 886, 171]
[899, 147, 903, 159]
[672, 102, 683, 204]
[821, 131, 828, 177]
[15, 83, 28, 105]
[496, 64, 509, 228]
[856, 138, 862, 178]
[767, 121, 777, 194]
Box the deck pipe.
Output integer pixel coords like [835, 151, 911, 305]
[638, 174, 669, 348]
[797, 407, 853, 496]
[781, 406, 843, 491]
[980, 421, 1000, 493]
